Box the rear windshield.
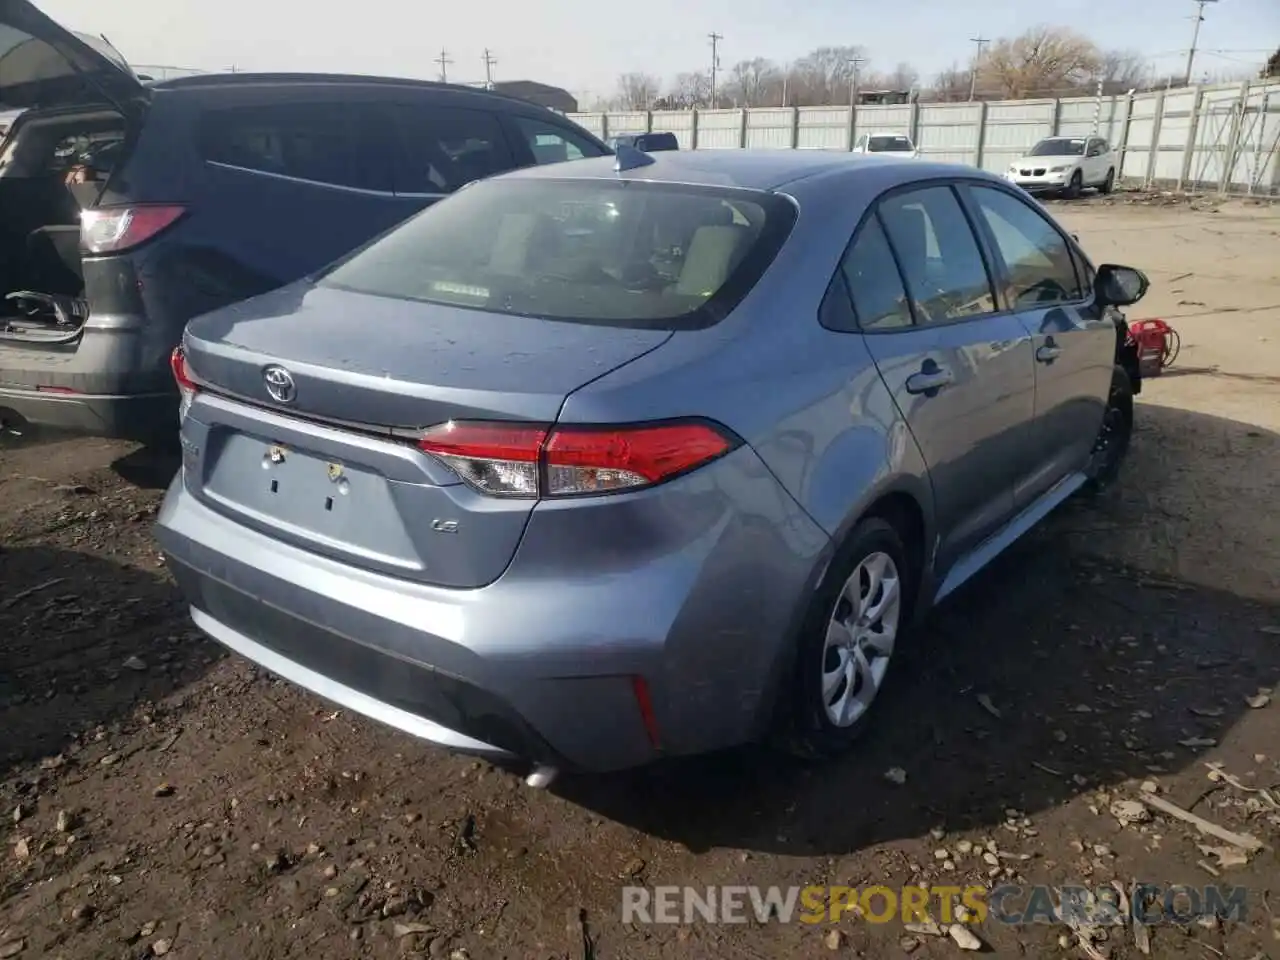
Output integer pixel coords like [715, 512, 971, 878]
[320, 178, 796, 329]
[867, 135, 913, 152]
[1029, 138, 1085, 157]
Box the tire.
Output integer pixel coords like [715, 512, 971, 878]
[1083, 364, 1134, 494]
[1065, 170, 1083, 199]
[785, 516, 915, 760]
[1100, 168, 1115, 195]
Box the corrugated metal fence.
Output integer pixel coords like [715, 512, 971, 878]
[571, 78, 1280, 195]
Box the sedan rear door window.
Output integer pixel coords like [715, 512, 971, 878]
[838, 215, 913, 331]
[877, 186, 996, 325]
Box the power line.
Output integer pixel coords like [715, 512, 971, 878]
[968, 34, 989, 101]
[435, 47, 453, 84]
[708, 33, 723, 107]
[481, 48, 497, 89]
[1184, 0, 1221, 86]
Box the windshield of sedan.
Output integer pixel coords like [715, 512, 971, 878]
[1028, 138, 1085, 157]
[320, 178, 796, 329]
[867, 135, 914, 152]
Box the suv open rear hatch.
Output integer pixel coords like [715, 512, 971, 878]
[0, 1, 146, 339]
[0, 1, 145, 115]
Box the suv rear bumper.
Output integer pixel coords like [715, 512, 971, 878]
[0, 383, 174, 439]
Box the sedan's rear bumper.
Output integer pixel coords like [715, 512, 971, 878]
[187, 606, 538, 761]
[156, 447, 830, 772]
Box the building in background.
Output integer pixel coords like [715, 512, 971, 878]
[492, 80, 577, 113]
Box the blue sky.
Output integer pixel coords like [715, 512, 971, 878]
[38, 0, 1280, 101]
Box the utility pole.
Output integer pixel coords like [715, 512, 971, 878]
[1184, 0, 1219, 86]
[435, 47, 453, 83]
[847, 56, 865, 106]
[481, 48, 497, 90]
[968, 34, 989, 101]
[708, 32, 723, 108]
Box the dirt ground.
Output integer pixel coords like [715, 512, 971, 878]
[2, 193, 1279, 960]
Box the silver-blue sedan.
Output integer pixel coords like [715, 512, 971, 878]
[156, 147, 1149, 785]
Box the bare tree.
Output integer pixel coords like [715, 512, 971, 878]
[927, 64, 973, 102]
[979, 26, 1102, 98]
[1094, 49, 1148, 94]
[1264, 46, 1280, 79]
[883, 61, 920, 92]
[790, 45, 868, 105]
[662, 71, 710, 109]
[615, 72, 661, 110]
[728, 58, 783, 107]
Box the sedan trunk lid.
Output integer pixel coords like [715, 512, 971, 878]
[179, 282, 672, 588]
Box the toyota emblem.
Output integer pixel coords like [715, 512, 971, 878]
[263, 365, 296, 403]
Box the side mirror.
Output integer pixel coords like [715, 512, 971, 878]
[1094, 264, 1149, 307]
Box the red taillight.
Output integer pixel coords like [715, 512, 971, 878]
[170, 346, 199, 420]
[81, 204, 186, 255]
[170, 346, 197, 391]
[418, 422, 548, 498]
[416, 419, 737, 499]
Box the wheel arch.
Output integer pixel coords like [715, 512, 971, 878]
[758, 476, 935, 740]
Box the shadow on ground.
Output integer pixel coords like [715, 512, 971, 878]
[109, 442, 181, 491]
[553, 403, 1280, 856]
[0, 544, 219, 780]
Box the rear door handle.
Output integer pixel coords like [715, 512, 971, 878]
[905, 367, 954, 395]
[1036, 344, 1061, 363]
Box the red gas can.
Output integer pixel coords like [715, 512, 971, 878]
[1127, 319, 1179, 378]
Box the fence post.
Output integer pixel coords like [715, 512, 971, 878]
[789, 107, 800, 150]
[690, 109, 699, 150]
[1051, 98, 1062, 136]
[1177, 86, 1204, 192]
[1247, 88, 1267, 195]
[1218, 81, 1251, 195]
[1145, 89, 1166, 188]
[973, 101, 988, 170]
[739, 109, 748, 148]
[1116, 90, 1136, 182]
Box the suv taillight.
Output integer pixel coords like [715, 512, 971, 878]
[170, 346, 199, 421]
[417, 420, 739, 498]
[81, 204, 186, 255]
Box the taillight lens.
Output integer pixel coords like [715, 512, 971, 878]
[417, 420, 738, 499]
[81, 204, 185, 255]
[170, 345, 198, 421]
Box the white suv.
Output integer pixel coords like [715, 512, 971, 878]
[1006, 136, 1117, 197]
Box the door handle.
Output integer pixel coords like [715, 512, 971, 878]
[905, 366, 954, 395]
[1036, 343, 1062, 363]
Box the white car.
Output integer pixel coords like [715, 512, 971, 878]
[1005, 135, 1117, 197]
[852, 131, 919, 159]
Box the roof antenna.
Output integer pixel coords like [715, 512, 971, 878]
[614, 143, 655, 173]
